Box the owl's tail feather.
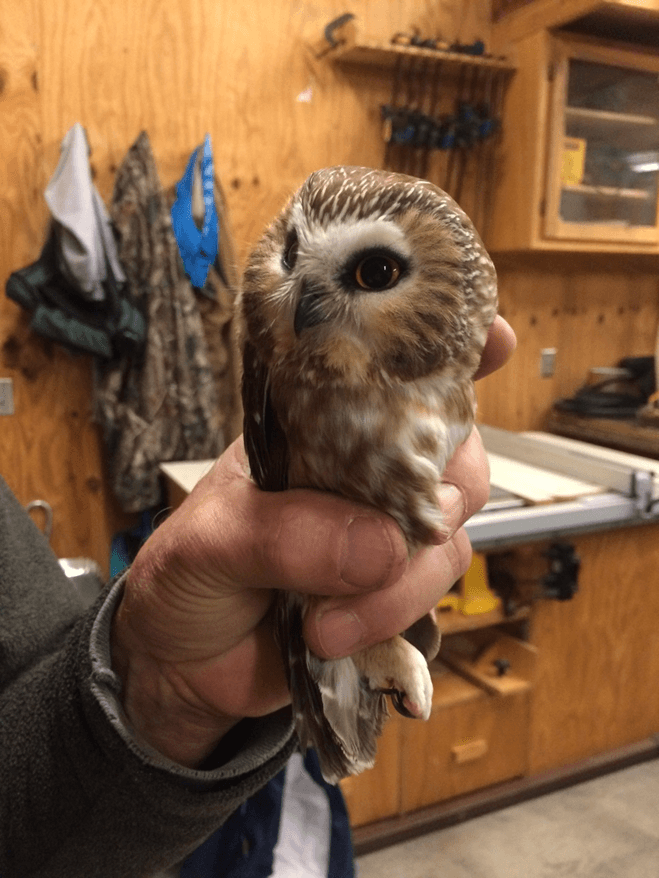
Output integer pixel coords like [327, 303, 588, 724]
[274, 590, 388, 784]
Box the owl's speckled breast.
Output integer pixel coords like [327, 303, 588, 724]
[275, 368, 475, 547]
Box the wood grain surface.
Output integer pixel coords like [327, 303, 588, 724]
[5, 0, 657, 565]
[0, 0, 489, 568]
[529, 523, 659, 773]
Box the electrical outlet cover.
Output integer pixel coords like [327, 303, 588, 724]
[0, 378, 14, 415]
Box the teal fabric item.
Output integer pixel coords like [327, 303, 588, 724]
[5, 231, 145, 359]
[171, 134, 219, 288]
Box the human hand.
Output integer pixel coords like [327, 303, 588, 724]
[111, 316, 516, 767]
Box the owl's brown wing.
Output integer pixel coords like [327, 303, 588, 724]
[274, 590, 375, 784]
[242, 340, 360, 779]
[241, 340, 289, 492]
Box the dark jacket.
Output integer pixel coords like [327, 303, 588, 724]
[0, 476, 295, 877]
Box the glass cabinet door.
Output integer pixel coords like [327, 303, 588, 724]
[545, 40, 659, 244]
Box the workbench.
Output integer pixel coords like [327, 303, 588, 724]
[468, 426, 659, 550]
[160, 426, 659, 553]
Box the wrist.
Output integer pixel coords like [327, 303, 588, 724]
[111, 606, 239, 768]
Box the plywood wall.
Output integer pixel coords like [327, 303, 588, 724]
[1, 1, 658, 570]
[478, 258, 659, 431]
[0, 0, 490, 569]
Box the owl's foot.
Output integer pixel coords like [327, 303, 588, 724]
[352, 635, 433, 722]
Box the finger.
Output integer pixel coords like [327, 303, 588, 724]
[440, 426, 491, 532]
[473, 315, 516, 380]
[189, 438, 409, 597]
[306, 527, 473, 658]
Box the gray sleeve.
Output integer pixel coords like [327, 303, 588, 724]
[0, 479, 296, 878]
[90, 576, 295, 785]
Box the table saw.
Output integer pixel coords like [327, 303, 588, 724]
[160, 427, 659, 550]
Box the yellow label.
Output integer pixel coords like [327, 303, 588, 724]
[562, 136, 586, 185]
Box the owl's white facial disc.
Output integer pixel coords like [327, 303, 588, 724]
[292, 201, 413, 274]
[283, 201, 415, 337]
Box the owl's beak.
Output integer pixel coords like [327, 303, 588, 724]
[294, 282, 329, 335]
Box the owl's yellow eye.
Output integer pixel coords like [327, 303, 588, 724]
[354, 255, 401, 291]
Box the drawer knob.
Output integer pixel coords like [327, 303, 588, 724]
[493, 658, 511, 677]
[452, 738, 488, 764]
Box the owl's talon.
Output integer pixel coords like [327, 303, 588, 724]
[390, 690, 417, 719]
[360, 637, 433, 722]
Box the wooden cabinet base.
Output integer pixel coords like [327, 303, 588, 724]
[351, 737, 659, 856]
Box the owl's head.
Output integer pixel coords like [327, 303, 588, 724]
[240, 167, 497, 386]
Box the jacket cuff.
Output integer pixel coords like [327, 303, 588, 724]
[88, 574, 295, 787]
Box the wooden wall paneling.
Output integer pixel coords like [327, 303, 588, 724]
[477, 261, 659, 432]
[477, 265, 564, 431]
[3, 0, 656, 592]
[0, 1, 45, 281]
[553, 269, 659, 393]
[1, 0, 498, 572]
[0, 3, 125, 570]
[0, 0, 44, 492]
[528, 523, 659, 774]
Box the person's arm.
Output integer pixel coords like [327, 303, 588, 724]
[0, 315, 515, 876]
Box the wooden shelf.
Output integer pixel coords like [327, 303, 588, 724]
[566, 105, 658, 127]
[330, 39, 517, 74]
[437, 604, 530, 634]
[562, 182, 652, 199]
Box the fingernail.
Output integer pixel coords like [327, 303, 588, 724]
[437, 483, 466, 534]
[340, 516, 397, 590]
[317, 609, 365, 657]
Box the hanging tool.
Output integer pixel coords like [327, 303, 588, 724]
[314, 13, 356, 58]
[382, 53, 408, 167]
[402, 57, 432, 176]
[399, 53, 424, 175]
[382, 51, 424, 172]
[480, 68, 506, 243]
[449, 39, 486, 56]
[473, 65, 496, 232]
[391, 29, 450, 52]
[418, 60, 443, 180]
[443, 64, 469, 197]
[453, 69, 482, 206]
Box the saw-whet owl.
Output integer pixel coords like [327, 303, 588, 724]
[238, 166, 498, 783]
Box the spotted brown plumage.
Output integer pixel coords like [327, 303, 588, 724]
[238, 166, 498, 782]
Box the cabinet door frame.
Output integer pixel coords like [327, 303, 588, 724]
[544, 35, 659, 245]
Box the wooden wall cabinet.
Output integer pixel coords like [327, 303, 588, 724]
[488, 31, 659, 253]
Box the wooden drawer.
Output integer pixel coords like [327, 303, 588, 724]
[402, 631, 537, 812]
[400, 661, 531, 811]
[341, 632, 537, 824]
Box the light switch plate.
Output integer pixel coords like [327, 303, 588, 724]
[0, 378, 14, 415]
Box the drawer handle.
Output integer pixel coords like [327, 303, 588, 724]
[451, 739, 488, 764]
